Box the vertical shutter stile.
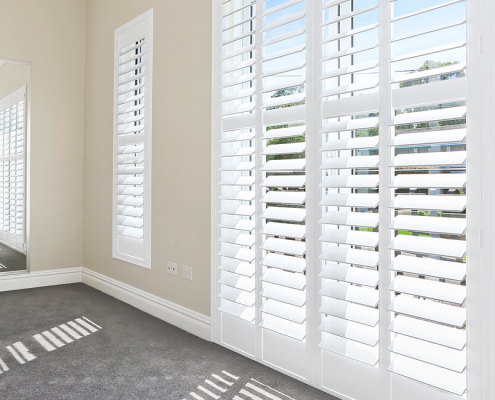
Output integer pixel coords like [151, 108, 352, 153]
[113, 10, 153, 268]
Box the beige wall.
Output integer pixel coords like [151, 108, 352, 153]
[0, 62, 28, 101]
[0, 0, 86, 272]
[83, 1, 212, 316]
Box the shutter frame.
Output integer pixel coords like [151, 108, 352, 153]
[112, 9, 153, 268]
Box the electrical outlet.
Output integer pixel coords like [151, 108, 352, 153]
[182, 266, 193, 281]
[167, 261, 177, 276]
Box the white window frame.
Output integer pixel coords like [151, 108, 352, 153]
[112, 9, 153, 269]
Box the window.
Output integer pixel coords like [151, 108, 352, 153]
[113, 9, 153, 268]
[212, 1, 483, 399]
[0, 86, 26, 254]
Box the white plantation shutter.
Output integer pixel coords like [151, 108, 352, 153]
[0, 86, 26, 254]
[113, 10, 153, 268]
[213, 0, 485, 399]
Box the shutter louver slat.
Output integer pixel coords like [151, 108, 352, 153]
[389, 255, 466, 281]
[388, 275, 466, 304]
[219, 219, 256, 231]
[322, 24, 379, 45]
[261, 222, 306, 239]
[319, 229, 379, 248]
[261, 268, 306, 290]
[389, 234, 465, 258]
[219, 286, 256, 307]
[219, 259, 255, 277]
[319, 316, 379, 346]
[261, 0, 303, 16]
[320, 211, 379, 228]
[261, 253, 306, 273]
[388, 335, 466, 372]
[389, 315, 466, 350]
[388, 296, 466, 328]
[322, 4, 378, 27]
[320, 281, 379, 307]
[319, 298, 379, 327]
[320, 193, 379, 208]
[320, 264, 379, 288]
[388, 215, 466, 235]
[261, 299, 306, 324]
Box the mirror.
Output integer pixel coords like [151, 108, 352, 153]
[0, 60, 28, 273]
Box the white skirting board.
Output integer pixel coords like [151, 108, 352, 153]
[0, 267, 82, 292]
[0, 267, 211, 342]
[81, 268, 211, 341]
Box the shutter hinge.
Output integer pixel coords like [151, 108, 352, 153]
[215, 209, 217, 219]
[480, 36, 483, 54]
[480, 230, 483, 248]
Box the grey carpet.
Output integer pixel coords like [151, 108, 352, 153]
[0, 243, 26, 273]
[0, 283, 337, 400]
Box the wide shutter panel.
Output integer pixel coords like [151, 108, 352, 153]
[113, 10, 153, 268]
[0, 86, 26, 254]
[215, 0, 309, 377]
[387, 0, 467, 395]
[318, 0, 380, 367]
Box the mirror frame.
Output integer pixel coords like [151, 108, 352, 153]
[0, 57, 31, 275]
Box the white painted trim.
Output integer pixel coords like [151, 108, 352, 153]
[81, 268, 211, 342]
[0, 267, 82, 292]
[0, 266, 211, 342]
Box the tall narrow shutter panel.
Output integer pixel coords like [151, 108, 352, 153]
[259, 0, 307, 348]
[318, 0, 380, 366]
[113, 10, 153, 268]
[387, 1, 467, 395]
[0, 86, 26, 254]
[217, 0, 257, 324]
[215, 0, 309, 376]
